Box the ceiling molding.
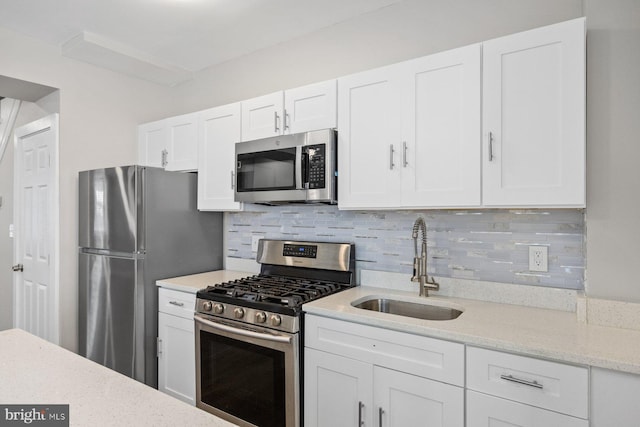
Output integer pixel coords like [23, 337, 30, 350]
[61, 31, 193, 86]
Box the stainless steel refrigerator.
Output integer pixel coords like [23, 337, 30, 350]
[78, 165, 223, 388]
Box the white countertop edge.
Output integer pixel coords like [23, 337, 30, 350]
[303, 286, 640, 376]
[156, 270, 255, 294]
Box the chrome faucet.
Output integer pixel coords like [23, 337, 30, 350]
[411, 217, 439, 296]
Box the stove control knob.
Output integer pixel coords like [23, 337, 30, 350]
[213, 303, 224, 314]
[255, 312, 267, 323]
[270, 314, 282, 327]
[202, 301, 213, 312]
[233, 307, 245, 319]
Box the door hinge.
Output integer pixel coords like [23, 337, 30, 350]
[156, 337, 162, 358]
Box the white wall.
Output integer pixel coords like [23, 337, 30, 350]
[0, 26, 174, 351]
[173, 0, 583, 112]
[584, 0, 640, 302]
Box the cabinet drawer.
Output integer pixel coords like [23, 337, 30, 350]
[467, 390, 588, 427]
[466, 346, 588, 419]
[158, 288, 196, 319]
[305, 315, 464, 386]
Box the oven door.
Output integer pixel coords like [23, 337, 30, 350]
[195, 314, 300, 427]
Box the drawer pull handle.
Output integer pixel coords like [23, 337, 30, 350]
[500, 374, 543, 389]
[169, 301, 185, 307]
[358, 401, 364, 426]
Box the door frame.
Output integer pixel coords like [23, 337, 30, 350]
[13, 113, 60, 344]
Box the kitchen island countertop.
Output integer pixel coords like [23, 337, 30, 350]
[0, 329, 237, 426]
[303, 286, 640, 375]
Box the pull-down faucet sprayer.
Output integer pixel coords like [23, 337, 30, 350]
[411, 217, 439, 296]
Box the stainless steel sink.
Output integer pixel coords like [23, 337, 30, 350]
[352, 298, 463, 321]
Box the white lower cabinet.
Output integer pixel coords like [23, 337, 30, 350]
[466, 346, 589, 426]
[591, 367, 640, 426]
[304, 315, 464, 427]
[467, 390, 587, 427]
[157, 288, 196, 405]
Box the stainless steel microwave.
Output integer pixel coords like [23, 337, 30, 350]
[234, 129, 337, 204]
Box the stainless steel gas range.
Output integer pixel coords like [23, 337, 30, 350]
[195, 239, 356, 427]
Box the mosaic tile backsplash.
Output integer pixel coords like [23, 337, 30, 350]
[226, 205, 585, 290]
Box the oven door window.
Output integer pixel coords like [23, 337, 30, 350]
[237, 148, 296, 192]
[200, 330, 286, 427]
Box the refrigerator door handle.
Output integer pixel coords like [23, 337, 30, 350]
[79, 247, 145, 259]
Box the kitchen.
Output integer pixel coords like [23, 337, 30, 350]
[0, 0, 639, 426]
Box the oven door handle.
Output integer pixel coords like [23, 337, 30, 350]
[195, 315, 292, 344]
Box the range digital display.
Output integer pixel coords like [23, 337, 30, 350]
[282, 244, 317, 258]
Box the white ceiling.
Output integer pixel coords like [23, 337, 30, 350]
[0, 0, 402, 85]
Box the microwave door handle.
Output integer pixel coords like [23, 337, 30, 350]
[295, 146, 304, 190]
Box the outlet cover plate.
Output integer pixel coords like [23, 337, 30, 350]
[529, 245, 548, 272]
[251, 235, 262, 252]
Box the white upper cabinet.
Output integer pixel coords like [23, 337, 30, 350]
[284, 79, 337, 134]
[338, 45, 481, 210]
[240, 91, 284, 141]
[137, 113, 198, 172]
[240, 80, 337, 141]
[337, 64, 403, 209]
[165, 113, 198, 171]
[138, 119, 167, 168]
[197, 103, 242, 211]
[401, 44, 481, 208]
[482, 17, 586, 207]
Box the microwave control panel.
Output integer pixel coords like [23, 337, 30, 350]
[306, 144, 326, 189]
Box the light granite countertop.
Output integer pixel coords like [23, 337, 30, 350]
[156, 270, 254, 293]
[0, 329, 236, 427]
[303, 286, 640, 375]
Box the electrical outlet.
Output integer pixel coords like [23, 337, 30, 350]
[529, 246, 548, 272]
[251, 235, 262, 252]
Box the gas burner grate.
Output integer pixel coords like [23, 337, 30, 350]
[200, 274, 344, 308]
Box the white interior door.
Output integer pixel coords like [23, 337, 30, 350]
[13, 113, 59, 344]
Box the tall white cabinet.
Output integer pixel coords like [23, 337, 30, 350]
[482, 18, 586, 207]
[197, 103, 242, 211]
[337, 64, 403, 208]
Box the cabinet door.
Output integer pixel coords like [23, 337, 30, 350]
[401, 44, 481, 208]
[197, 103, 242, 211]
[591, 368, 640, 427]
[337, 65, 403, 209]
[467, 390, 588, 427]
[482, 17, 585, 207]
[241, 91, 284, 141]
[157, 312, 195, 405]
[304, 348, 373, 427]
[165, 112, 198, 171]
[374, 366, 463, 427]
[284, 80, 337, 134]
[138, 120, 167, 168]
